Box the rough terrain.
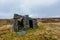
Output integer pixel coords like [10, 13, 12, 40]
[0, 23, 60, 40]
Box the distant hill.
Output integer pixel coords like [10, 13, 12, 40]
[37, 18, 60, 23]
[0, 18, 60, 25]
[0, 19, 13, 25]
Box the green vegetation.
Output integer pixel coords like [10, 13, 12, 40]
[0, 23, 60, 40]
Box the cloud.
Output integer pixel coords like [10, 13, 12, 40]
[0, 0, 22, 17]
[0, 0, 60, 18]
[0, 12, 13, 19]
[20, 0, 59, 17]
[30, 2, 60, 18]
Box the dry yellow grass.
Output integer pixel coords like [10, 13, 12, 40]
[0, 23, 60, 40]
[0, 25, 12, 31]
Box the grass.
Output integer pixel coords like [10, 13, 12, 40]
[0, 23, 60, 40]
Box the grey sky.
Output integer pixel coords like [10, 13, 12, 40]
[0, 0, 60, 19]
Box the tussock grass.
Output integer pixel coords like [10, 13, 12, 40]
[0, 23, 60, 40]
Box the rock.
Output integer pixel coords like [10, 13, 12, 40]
[17, 31, 26, 35]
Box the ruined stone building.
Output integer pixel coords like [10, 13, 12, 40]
[13, 14, 37, 32]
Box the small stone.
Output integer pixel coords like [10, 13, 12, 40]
[17, 31, 26, 35]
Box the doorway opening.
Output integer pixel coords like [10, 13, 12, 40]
[18, 19, 24, 30]
[29, 20, 33, 28]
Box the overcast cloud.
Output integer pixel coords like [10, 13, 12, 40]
[0, 0, 60, 18]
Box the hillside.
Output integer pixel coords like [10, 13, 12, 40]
[0, 22, 60, 40]
[0, 18, 60, 40]
[0, 18, 60, 25]
[37, 18, 60, 23]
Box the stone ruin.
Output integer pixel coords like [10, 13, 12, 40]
[13, 14, 37, 32]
